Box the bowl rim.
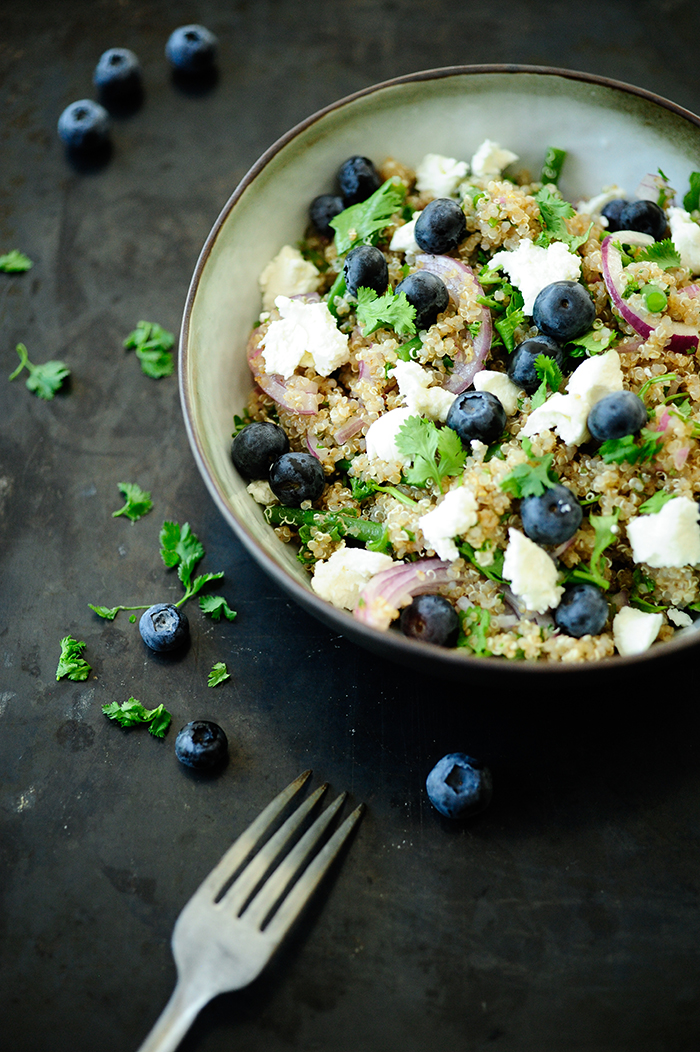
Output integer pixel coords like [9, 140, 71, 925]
[179, 62, 700, 676]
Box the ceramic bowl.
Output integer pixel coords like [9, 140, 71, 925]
[179, 64, 700, 681]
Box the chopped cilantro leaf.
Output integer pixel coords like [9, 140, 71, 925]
[530, 354, 563, 410]
[200, 595, 237, 621]
[534, 186, 575, 244]
[566, 510, 620, 591]
[567, 325, 617, 358]
[636, 239, 682, 270]
[102, 697, 172, 737]
[683, 172, 700, 213]
[395, 416, 466, 492]
[112, 482, 153, 522]
[232, 410, 252, 435]
[457, 541, 505, 582]
[330, 179, 406, 255]
[356, 286, 416, 337]
[598, 428, 664, 465]
[56, 635, 92, 681]
[500, 439, 559, 498]
[638, 491, 675, 515]
[88, 603, 149, 620]
[208, 661, 231, 687]
[0, 250, 32, 272]
[9, 342, 70, 400]
[124, 320, 175, 379]
[160, 520, 205, 587]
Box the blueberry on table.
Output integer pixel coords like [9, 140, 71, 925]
[532, 280, 596, 342]
[426, 753, 493, 820]
[139, 603, 189, 652]
[399, 594, 460, 647]
[57, 99, 110, 150]
[309, 194, 344, 239]
[520, 483, 582, 545]
[587, 390, 647, 441]
[165, 24, 218, 73]
[394, 270, 449, 330]
[343, 244, 389, 297]
[175, 720, 228, 770]
[554, 583, 609, 637]
[618, 199, 667, 240]
[336, 156, 382, 206]
[93, 48, 142, 96]
[600, 198, 627, 232]
[445, 390, 506, 446]
[414, 198, 467, 255]
[507, 335, 563, 393]
[269, 451, 325, 506]
[231, 421, 289, 479]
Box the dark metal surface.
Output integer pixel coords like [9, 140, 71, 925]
[2, 3, 700, 1050]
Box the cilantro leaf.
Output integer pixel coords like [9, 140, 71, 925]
[534, 186, 575, 244]
[188, 571, 224, 598]
[355, 287, 416, 337]
[500, 439, 559, 498]
[598, 428, 664, 465]
[566, 325, 617, 358]
[112, 482, 153, 522]
[124, 320, 175, 379]
[636, 239, 682, 270]
[0, 250, 32, 272]
[458, 541, 505, 582]
[530, 354, 564, 410]
[396, 416, 466, 492]
[102, 697, 172, 737]
[638, 491, 675, 515]
[200, 595, 237, 621]
[208, 661, 231, 687]
[683, 172, 700, 213]
[160, 521, 205, 587]
[88, 602, 150, 620]
[9, 343, 70, 400]
[56, 636, 92, 681]
[330, 179, 406, 255]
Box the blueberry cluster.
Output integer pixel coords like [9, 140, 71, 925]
[231, 421, 325, 506]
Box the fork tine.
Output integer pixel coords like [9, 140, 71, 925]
[195, 770, 313, 901]
[263, 803, 365, 945]
[218, 782, 329, 915]
[243, 791, 347, 929]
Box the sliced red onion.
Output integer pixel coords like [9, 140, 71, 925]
[674, 446, 690, 470]
[635, 173, 672, 203]
[306, 432, 322, 459]
[414, 253, 493, 392]
[334, 414, 368, 444]
[600, 236, 698, 352]
[353, 557, 455, 630]
[358, 359, 371, 380]
[682, 284, 700, 298]
[246, 330, 319, 415]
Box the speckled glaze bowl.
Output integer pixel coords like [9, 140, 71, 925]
[179, 64, 700, 681]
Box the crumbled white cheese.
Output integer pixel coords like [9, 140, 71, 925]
[668, 206, 700, 275]
[260, 296, 350, 379]
[393, 359, 456, 422]
[576, 184, 626, 220]
[258, 245, 321, 311]
[470, 139, 519, 180]
[491, 239, 582, 315]
[389, 211, 421, 254]
[246, 480, 278, 505]
[311, 546, 395, 611]
[364, 406, 414, 466]
[415, 154, 469, 199]
[668, 607, 693, 629]
[612, 606, 663, 656]
[522, 349, 623, 446]
[626, 496, 700, 568]
[472, 369, 521, 416]
[418, 486, 479, 562]
[502, 528, 564, 614]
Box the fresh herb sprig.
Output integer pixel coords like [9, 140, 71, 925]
[598, 429, 664, 465]
[56, 636, 92, 681]
[9, 343, 70, 400]
[112, 482, 153, 522]
[566, 325, 618, 358]
[355, 287, 416, 337]
[330, 179, 406, 255]
[500, 437, 559, 498]
[0, 250, 33, 272]
[395, 416, 466, 493]
[530, 354, 564, 410]
[102, 697, 172, 737]
[124, 321, 175, 379]
[208, 662, 231, 687]
[199, 595, 237, 621]
[534, 186, 592, 250]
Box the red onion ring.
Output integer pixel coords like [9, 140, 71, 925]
[246, 329, 319, 415]
[353, 557, 455, 630]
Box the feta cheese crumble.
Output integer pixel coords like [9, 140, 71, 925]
[491, 239, 582, 315]
[246, 480, 278, 505]
[626, 496, 700, 568]
[261, 296, 350, 379]
[393, 359, 456, 422]
[311, 547, 395, 610]
[389, 211, 421, 254]
[502, 528, 564, 614]
[364, 406, 414, 466]
[668, 207, 700, 275]
[418, 486, 479, 561]
[259, 245, 322, 311]
[472, 369, 521, 416]
[470, 140, 519, 180]
[522, 349, 623, 446]
[612, 606, 663, 656]
[415, 154, 469, 199]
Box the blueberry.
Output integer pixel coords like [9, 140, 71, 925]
[336, 156, 382, 206]
[618, 199, 667, 240]
[309, 194, 344, 239]
[600, 198, 627, 232]
[445, 390, 506, 446]
[93, 48, 142, 97]
[57, 99, 110, 150]
[394, 270, 449, 330]
[139, 603, 189, 653]
[414, 198, 467, 255]
[269, 452, 325, 506]
[520, 484, 582, 545]
[399, 594, 460, 647]
[587, 390, 647, 441]
[426, 753, 493, 820]
[165, 24, 218, 73]
[554, 583, 609, 637]
[231, 421, 289, 479]
[532, 280, 596, 342]
[175, 720, 228, 770]
[507, 335, 563, 393]
[343, 244, 389, 298]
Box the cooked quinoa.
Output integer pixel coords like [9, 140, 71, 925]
[237, 145, 700, 663]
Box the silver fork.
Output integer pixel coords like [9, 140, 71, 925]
[136, 770, 363, 1052]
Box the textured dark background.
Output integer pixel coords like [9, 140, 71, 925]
[2, 2, 700, 1050]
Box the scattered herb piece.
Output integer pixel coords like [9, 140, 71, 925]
[630, 567, 668, 613]
[534, 186, 574, 245]
[232, 410, 252, 435]
[540, 146, 566, 186]
[637, 239, 681, 270]
[112, 482, 153, 522]
[638, 491, 675, 515]
[208, 661, 230, 687]
[0, 250, 33, 272]
[500, 438, 559, 498]
[9, 343, 70, 400]
[350, 474, 418, 508]
[330, 179, 406, 255]
[683, 171, 700, 213]
[530, 354, 564, 410]
[395, 416, 466, 493]
[356, 286, 416, 337]
[124, 321, 175, 379]
[566, 510, 620, 591]
[567, 325, 617, 358]
[457, 607, 492, 656]
[638, 372, 677, 402]
[264, 504, 390, 556]
[199, 595, 237, 621]
[395, 334, 423, 361]
[88, 602, 150, 620]
[598, 429, 664, 465]
[102, 697, 172, 737]
[56, 635, 92, 681]
[457, 540, 505, 583]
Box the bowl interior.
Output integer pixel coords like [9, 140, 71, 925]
[180, 65, 700, 677]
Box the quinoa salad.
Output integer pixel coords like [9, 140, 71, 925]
[231, 142, 700, 663]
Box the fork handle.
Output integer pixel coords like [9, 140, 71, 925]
[135, 980, 209, 1052]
